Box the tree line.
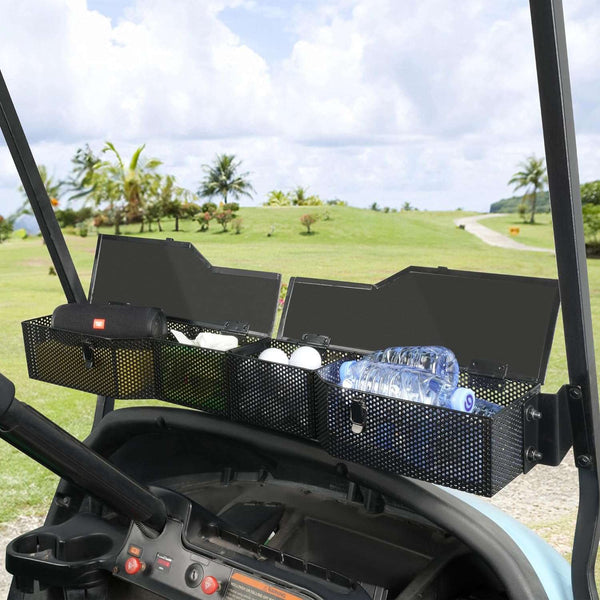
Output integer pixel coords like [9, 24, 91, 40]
[12, 146, 254, 235]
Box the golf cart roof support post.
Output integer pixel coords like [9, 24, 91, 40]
[529, 1, 600, 598]
[0, 69, 86, 305]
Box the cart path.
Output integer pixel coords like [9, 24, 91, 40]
[455, 214, 555, 253]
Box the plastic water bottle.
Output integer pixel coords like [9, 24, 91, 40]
[366, 346, 460, 388]
[339, 360, 501, 415]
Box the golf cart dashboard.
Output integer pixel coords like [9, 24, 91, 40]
[115, 511, 357, 600]
[6, 486, 369, 600]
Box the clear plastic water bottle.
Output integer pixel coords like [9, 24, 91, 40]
[339, 360, 501, 415]
[366, 346, 460, 388]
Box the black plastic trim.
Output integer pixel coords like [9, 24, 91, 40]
[83, 406, 549, 600]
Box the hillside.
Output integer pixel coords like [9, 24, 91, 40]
[490, 180, 600, 212]
[490, 191, 550, 213]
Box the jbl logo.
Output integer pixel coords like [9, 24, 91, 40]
[93, 318, 106, 330]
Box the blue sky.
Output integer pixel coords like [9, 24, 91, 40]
[0, 0, 598, 215]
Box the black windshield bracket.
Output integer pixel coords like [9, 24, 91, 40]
[567, 385, 596, 469]
[522, 387, 573, 473]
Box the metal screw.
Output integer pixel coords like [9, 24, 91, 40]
[525, 406, 542, 421]
[112, 566, 119, 575]
[56, 495, 71, 508]
[569, 387, 583, 400]
[576, 454, 593, 468]
[526, 447, 543, 462]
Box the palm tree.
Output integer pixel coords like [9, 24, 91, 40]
[291, 186, 309, 206]
[63, 145, 102, 201]
[102, 143, 162, 232]
[291, 186, 322, 206]
[15, 165, 62, 222]
[508, 155, 548, 224]
[18, 165, 62, 205]
[264, 190, 291, 207]
[198, 154, 254, 205]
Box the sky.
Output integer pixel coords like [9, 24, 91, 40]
[0, 0, 598, 215]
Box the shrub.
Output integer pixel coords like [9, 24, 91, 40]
[300, 213, 318, 234]
[54, 206, 94, 228]
[303, 194, 323, 206]
[231, 217, 244, 234]
[214, 210, 233, 231]
[76, 222, 89, 237]
[278, 283, 288, 311]
[55, 208, 78, 228]
[197, 211, 213, 231]
[182, 201, 201, 220]
[583, 204, 600, 243]
[581, 181, 600, 205]
[326, 198, 347, 206]
[93, 213, 109, 228]
[227, 202, 240, 213]
[370, 202, 380, 211]
[201, 201, 218, 214]
[0, 215, 12, 243]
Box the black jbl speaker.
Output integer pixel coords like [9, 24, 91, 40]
[51, 303, 168, 339]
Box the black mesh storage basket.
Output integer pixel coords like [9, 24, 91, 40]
[22, 316, 156, 399]
[228, 339, 360, 439]
[316, 360, 538, 496]
[155, 320, 259, 415]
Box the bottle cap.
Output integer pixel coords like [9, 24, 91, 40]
[338, 361, 356, 384]
[450, 387, 475, 412]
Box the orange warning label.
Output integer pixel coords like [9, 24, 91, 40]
[226, 572, 309, 600]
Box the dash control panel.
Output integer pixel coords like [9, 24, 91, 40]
[115, 519, 318, 600]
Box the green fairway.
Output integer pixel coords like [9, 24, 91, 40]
[482, 213, 555, 250]
[0, 206, 595, 561]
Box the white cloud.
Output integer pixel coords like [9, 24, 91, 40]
[0, 0, 597, 218]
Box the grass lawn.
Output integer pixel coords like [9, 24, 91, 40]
[0, 206, 596, 569]
[483, 212, 555, 250]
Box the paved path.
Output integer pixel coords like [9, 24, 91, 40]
[455, 214, 554, 254]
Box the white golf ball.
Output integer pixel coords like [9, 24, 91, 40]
[289, 346, 322, 370]
[258, 347, 289, 365]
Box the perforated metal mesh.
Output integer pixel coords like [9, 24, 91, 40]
[156, 321, 258, 414]
[316, 361, 537, 496]
[22, 316, 257, 409]
[22, 316, 155, 399]
[228, 339, 360, 439]
[23, 315, 535, 495]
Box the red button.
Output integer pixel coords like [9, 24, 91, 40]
[200, 576, 220, 594]
[125, 556, 144, 575]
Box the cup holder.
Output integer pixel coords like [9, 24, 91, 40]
[12, 533, 57, 557]
[59, 534, 113, 562]
[12, 532, 113, 563]
[6, 514, 126, 590]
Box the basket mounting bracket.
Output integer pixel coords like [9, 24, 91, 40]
[522, 386, 573, 473]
